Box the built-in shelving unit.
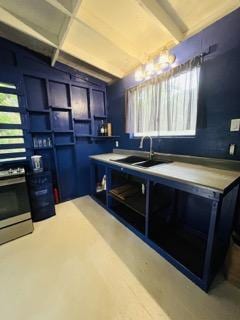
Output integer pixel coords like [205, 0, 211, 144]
[24, 73, 113, 202]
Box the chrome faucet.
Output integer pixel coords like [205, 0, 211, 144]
[139, 136, 154, 160]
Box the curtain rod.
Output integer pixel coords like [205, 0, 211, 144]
[126, 45, 215, 92]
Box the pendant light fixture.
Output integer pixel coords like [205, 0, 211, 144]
[134, 48, 176, 82]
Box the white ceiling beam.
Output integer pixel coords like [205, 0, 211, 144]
[136, 0, 184, 43]
[0, 6, 57, 48]
[44, 1, 143, 66]
[51, 0, 83, 66]
[43, 0, 72, 16]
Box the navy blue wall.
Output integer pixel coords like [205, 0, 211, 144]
[108, 9, 240, 160]
[0, 37, 113, 200]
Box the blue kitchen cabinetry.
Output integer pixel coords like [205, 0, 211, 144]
[90, 159, 239, 291]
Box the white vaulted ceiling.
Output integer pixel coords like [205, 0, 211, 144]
[0, 0, 239, 82]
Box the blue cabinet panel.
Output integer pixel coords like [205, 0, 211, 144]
[30, 113, 51, 131]
[52, 110, 72, 131]
[75, 122, 91, 135]
[50, 81, 70, 108]
[72, 86, 90, 119]
[24, 76, 48, 110]
[92, 89, 105, 116]
[54, 133, 74, 145]
[56, 146, 77, 201]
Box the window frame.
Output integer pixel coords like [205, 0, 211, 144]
[0, 80, 27, 162]
[127, 63, 201, 138]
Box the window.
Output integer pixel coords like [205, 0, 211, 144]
[0, 93, 19, 107]
[126, 60, 201, 137]
[0, 82, 26, 162]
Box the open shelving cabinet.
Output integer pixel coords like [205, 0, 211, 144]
[90, 159, 239, 291]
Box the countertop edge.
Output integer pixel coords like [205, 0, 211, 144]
[89, 153, 239, 194]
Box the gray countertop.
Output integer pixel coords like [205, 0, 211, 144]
[90, 153, 240, 193]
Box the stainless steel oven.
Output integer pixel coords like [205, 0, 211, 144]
[0, 168, 33, 245]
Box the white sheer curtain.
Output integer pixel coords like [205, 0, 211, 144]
[126, 59, 201, 137]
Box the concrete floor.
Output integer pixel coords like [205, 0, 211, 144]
[0, 196, 240, 320]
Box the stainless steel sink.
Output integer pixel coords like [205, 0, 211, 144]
[111, 155, 146, 165]
[111, 156, 172, 168]
[134, 159, 172, 168]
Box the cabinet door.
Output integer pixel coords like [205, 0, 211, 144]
[92, 89, 106, 116]
[72, 86, 90, 119]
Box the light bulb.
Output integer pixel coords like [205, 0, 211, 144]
[168, 54, 176, 64]
[135, 67, 144, 82]
[158, 52, 169, 65]
[144, 62, 155, 79]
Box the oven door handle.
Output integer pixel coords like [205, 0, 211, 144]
[0, 176, 26, 187]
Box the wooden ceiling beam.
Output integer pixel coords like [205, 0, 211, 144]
[136, 0, 184, 43]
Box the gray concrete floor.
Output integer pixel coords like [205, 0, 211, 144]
[0, 196, 239, 320]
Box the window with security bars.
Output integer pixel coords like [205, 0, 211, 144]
[0, 82, 26, 162]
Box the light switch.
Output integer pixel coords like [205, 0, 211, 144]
[229, 144, 236, 155]
[230, 119, 240, 132]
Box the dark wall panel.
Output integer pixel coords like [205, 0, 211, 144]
[24, 76, 48, 111]
[72, 86, 90, 119]
[50, 81, 70, 108]
[92, 89, 106, 116]
[56, 147, 77, 201]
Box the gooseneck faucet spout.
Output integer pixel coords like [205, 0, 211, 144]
[139, 136, 154, 160]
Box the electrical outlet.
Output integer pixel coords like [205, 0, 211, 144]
[115, 140, 119, 148]
[230, 119, 240, 132]
[229, 144, 236, 155]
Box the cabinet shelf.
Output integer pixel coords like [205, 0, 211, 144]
[110, 202, 145, 234]
[91, 135, 119, 140]
[51, 105, 71, 110]
[31, 130, 52, 133]
[109, 190, 146, 217]
[27, 108, 50, 113]
[55, 143, 75, 147]
[73, 118, 91, 122]
[93, 115, 107, 120]
[33, 146, 53, 150]
[75, 134, 92, 138]
[54, 130, 74, 133]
